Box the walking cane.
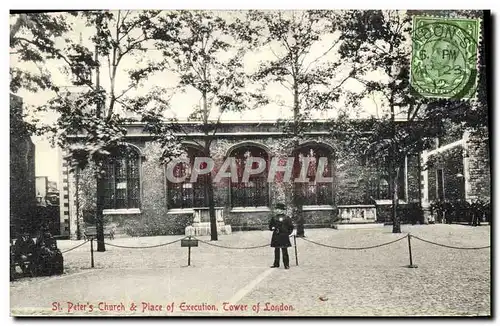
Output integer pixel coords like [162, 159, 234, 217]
[294, 234, 299, 266]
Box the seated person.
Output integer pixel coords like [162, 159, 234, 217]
[12, 231, 36, 275]
[10, 244, 16, 281]
[35, 230, 63, 276]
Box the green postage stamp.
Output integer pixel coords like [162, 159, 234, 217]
[411, 16, 480, 99]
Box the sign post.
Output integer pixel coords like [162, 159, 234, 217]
[181, 236, 198, 266]
[293, 235, 299, 266]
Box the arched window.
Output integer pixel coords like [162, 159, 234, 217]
[167, 146, 210, 209]
[103, 145, 141, 209]
[293, 144, 334, 206]
[230, 145, 269, 207]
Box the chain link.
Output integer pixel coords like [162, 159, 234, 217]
[301, 235, 408, 250]
[194, 237, 271, 250]
[61, 240, 90, 254]
[411, 235, 490, 250]
[103, 237, 185, 249]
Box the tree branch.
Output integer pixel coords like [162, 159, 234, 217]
[210, 108, 225, 138]
[302, 37, 341, 74]
[116, 10, 122, 41]
[120, 10, 131, 27]
[16, 37, 96, 90]
[118, 10, 160, 43]
[373, 42, 389, 55]
[114, 83, 136, 101]
[116, 32, 148, 65]
[269, 44, 283, 61]
[177, 122, 205, 149]
[107, 53, 112, 81]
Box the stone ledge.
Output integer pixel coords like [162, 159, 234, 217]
[337, 204, 376, 209]
[374, 200, 408, 206]
[103, 208, 141, 215]
[302, 205, 335, 211]
[167, 207, 226, 215]
[185, 224, 232, 236]
[167, 208, 195, 214]
[332, 223, 385, 230]
[230, 207, 271, 213]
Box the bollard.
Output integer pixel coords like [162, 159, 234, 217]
[188, 240, 191, 267]
[406, 234, 418, 268]
[90, 237, 95, 268]
[293, 235, 299, 266]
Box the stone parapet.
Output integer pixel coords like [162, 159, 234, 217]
[185, 223, 232, 236]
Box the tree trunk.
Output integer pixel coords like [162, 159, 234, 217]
[391, 167, 401, 233]
[93, 45, 105, 251]
[292, 62, 304, 237]
[75, 171, 81, 240]
[389, 98, 400, 233]
[295, 198, 305, 237]
[95, 166, 106, 251]
[207, 172, 218, 241]
[203, 144, 218, 241]
[292, 150, 304, 237]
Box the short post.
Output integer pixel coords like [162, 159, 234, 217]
[407, 234, 417, 268]
[293, 235, 299, 266]
[90, 237, 95, 268]
[188, 236, 192, 267]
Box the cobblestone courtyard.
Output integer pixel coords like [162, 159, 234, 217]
[10, 224, 491, 316]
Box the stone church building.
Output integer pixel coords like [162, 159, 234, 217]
[58, 120, 489, 239]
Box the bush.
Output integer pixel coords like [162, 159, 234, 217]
[123, 214, 193, 237]
[375, 203, 423, 224]
[398, 203, 424, 224]
[430, 199, 490, 225]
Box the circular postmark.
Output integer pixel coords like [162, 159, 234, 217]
[411, 18, 479, 99]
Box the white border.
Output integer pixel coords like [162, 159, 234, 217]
[4, 4, 497, 325]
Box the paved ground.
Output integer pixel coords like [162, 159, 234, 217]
[10, 224, 491, 316]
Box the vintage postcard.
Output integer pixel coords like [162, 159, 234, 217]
[9, 9, 490, 317]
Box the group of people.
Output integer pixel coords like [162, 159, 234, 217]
[10, 226, 64, 279]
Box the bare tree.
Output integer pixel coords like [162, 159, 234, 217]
[249, 10, 364, 236]
[147, 10, 266, 240]
[38, 10, 178, 249]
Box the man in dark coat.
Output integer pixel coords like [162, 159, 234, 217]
[269, 204, 294, 269]
[12, 231, 36, 276]
[35, 229, 64, 276]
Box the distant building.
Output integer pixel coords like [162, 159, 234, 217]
[36, 176, 60, 206]
[36, 176, 48, 206]
[34, 176, 61, 236]
[10, 94, 36, 236]
[47, 180, 60, 206]
[421, 121, 491, 222]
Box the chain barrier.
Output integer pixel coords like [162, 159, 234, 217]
[60, 232, 489, 273]
[301, 235, 408, 250]
[411, 235, 491, 250]
[61, 240, 90, 254]
[103, 237, 186, 249]
[194, 237, 270, 250]
[60, 235, 489, 252]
